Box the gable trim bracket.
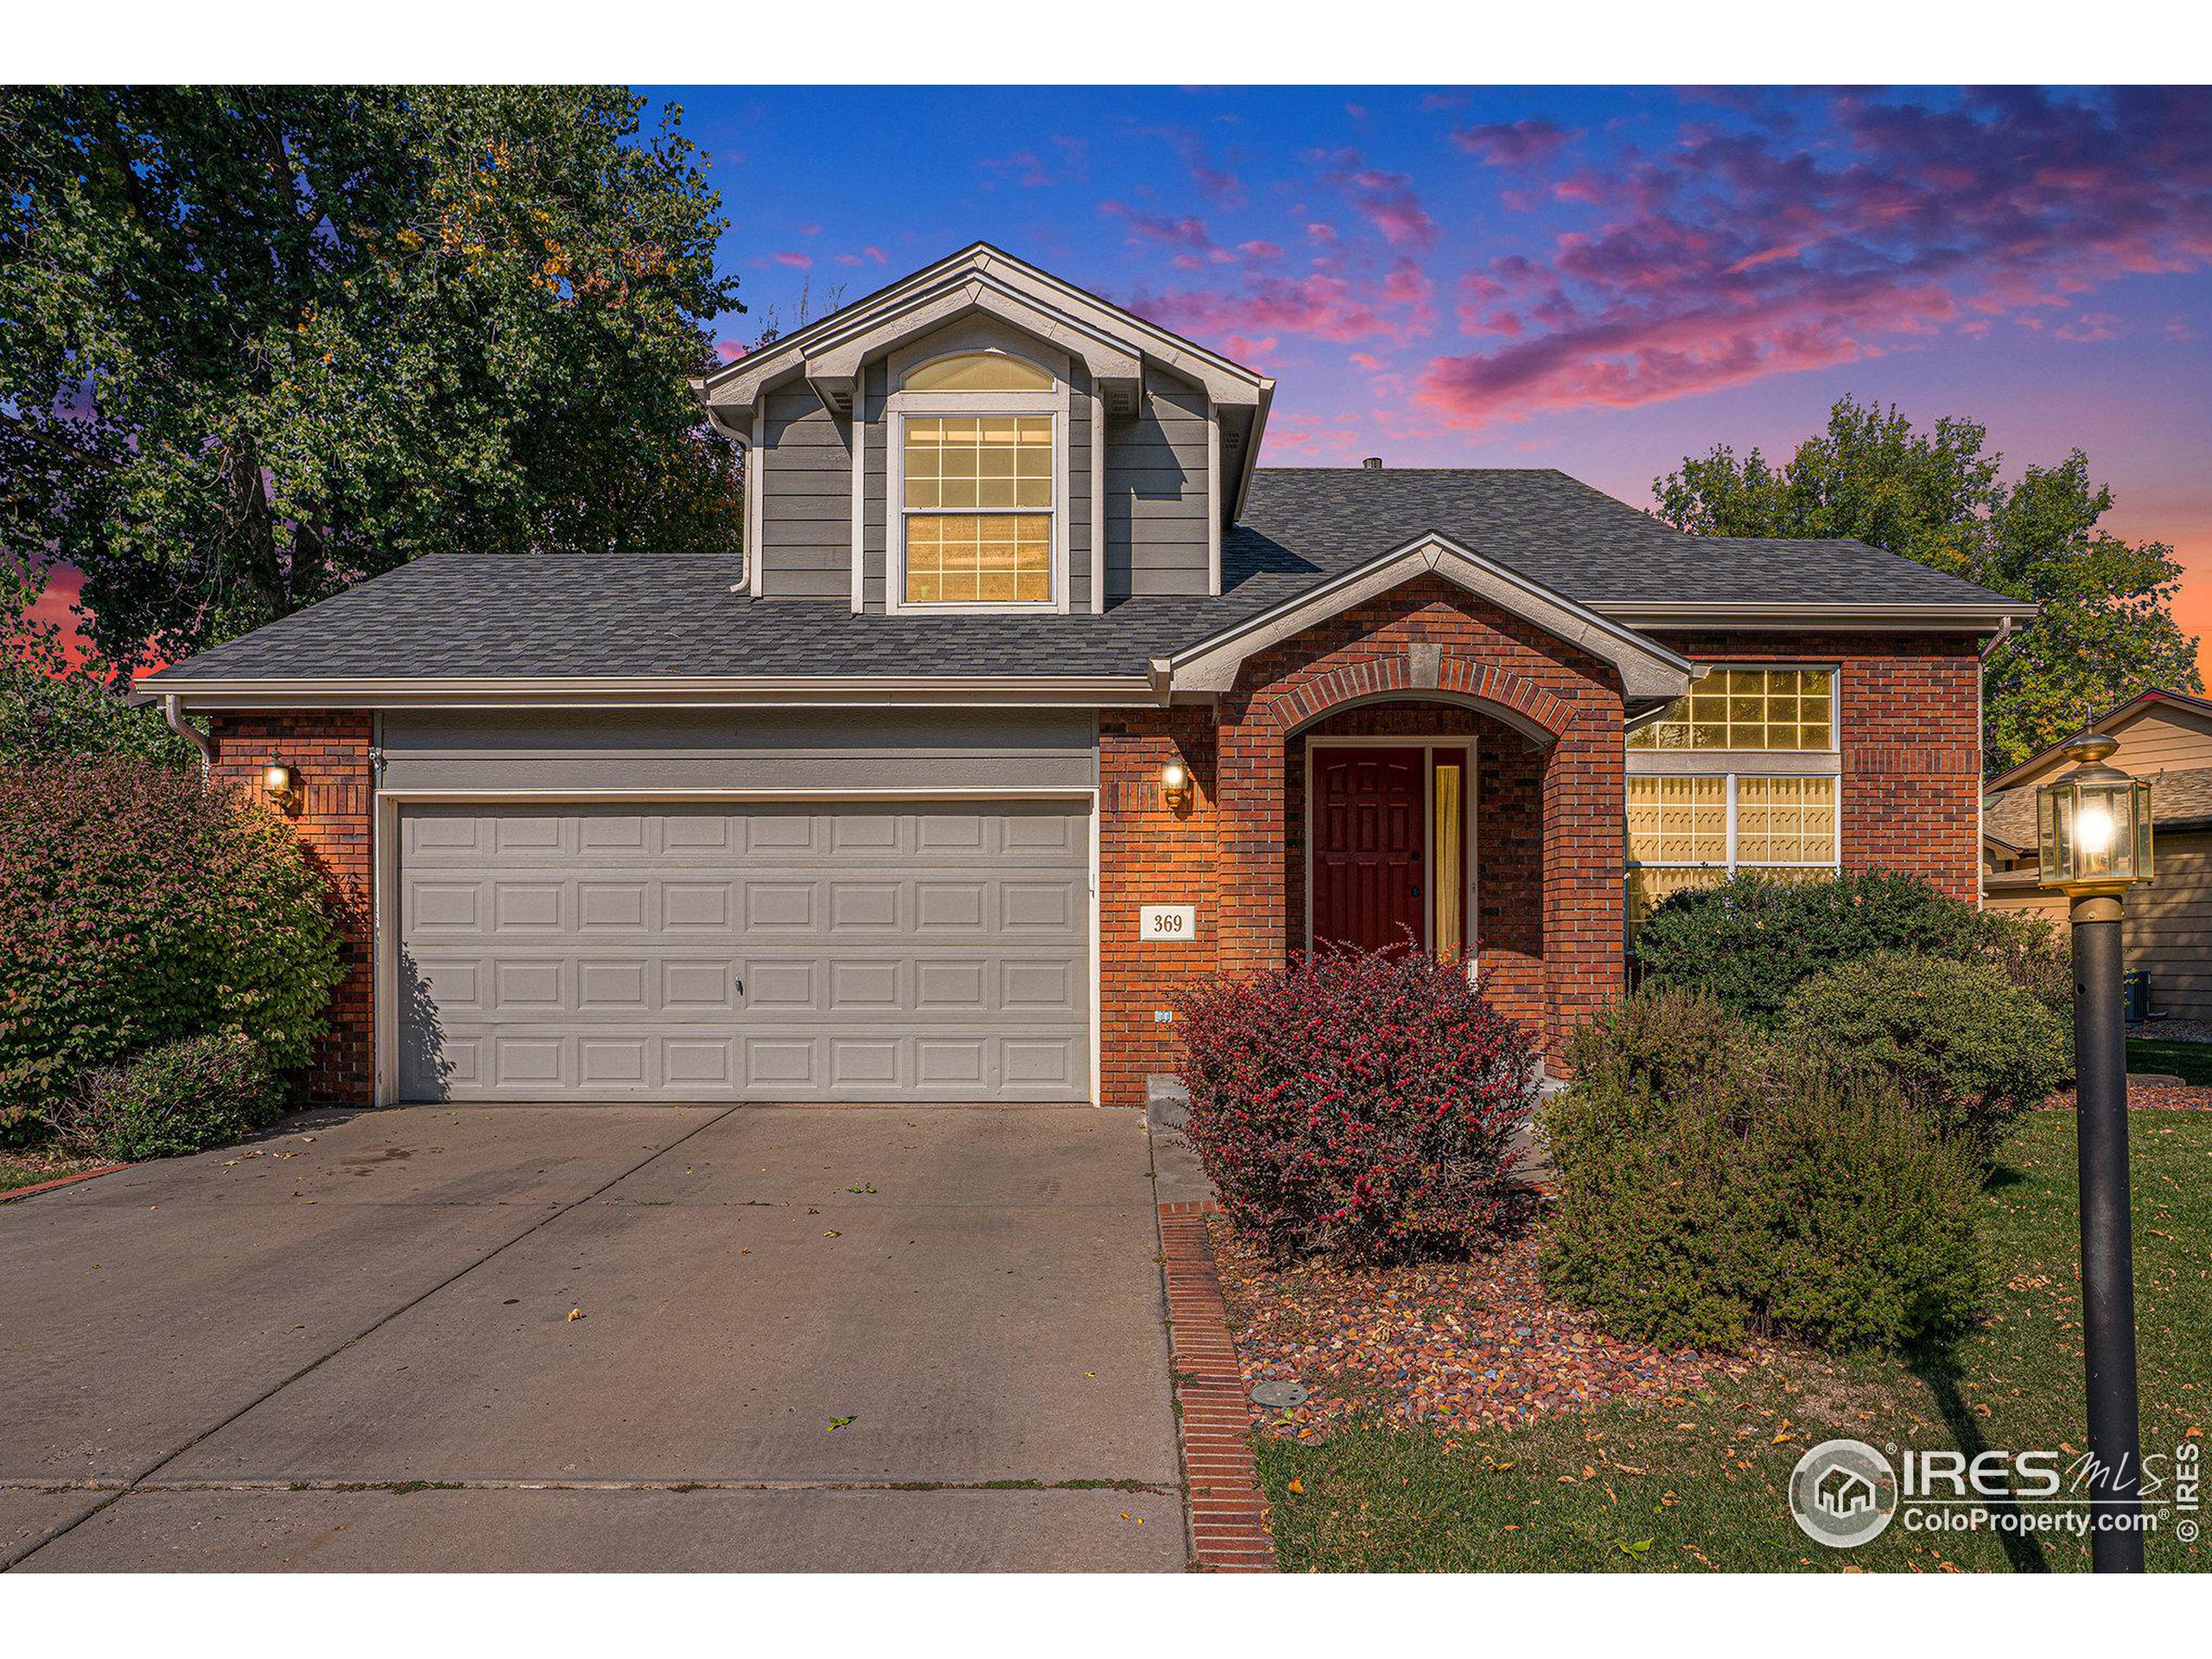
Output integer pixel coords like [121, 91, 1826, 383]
[1160, 532, 1700, 705]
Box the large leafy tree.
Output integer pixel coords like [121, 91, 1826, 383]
[1654, 397, 2201, 772]
[1, 86, 743, 672]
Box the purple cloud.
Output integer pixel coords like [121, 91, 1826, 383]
[1451, 118, 1573, 168]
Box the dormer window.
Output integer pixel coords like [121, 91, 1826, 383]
[888, 349, 1068, 613]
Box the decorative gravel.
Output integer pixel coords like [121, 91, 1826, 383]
[1207, 1214, 1758, 1440]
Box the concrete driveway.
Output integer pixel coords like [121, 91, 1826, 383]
[0, 1103, 1184, 1572]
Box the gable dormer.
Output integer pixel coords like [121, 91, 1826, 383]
[691, 244, 1274, 614]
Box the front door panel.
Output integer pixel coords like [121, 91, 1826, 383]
[1312, 747, 1427, 952]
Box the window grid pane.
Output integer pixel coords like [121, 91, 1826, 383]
[1625, 776, 1728, 865]
[1735, 776, 1836, 866]
[905, 416, 1054, 511]
[903, 513, 1051, 605]
[1627, 667, 1834, 752]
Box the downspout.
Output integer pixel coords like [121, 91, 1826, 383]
[163, 694, 215, 773]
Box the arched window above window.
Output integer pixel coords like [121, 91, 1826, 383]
[902, 352, 1055, 392]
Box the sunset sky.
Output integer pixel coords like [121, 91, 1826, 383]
[660, 83, 2212, 664]
[31, 85, 2212, 668]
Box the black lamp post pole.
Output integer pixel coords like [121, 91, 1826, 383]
[2071, 890, 2146, 1573]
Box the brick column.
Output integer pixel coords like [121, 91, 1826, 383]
[208, 713, 377, 1106]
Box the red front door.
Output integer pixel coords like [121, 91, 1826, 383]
[1311, 747, 1427, 952]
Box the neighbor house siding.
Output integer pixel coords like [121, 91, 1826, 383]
[2117, 830, 2212, 1023]
[758, 380, 851, 600]
[207, 712, 377, 1107]
[1651, 630, 1985, 902]
[1104, 365, 1211, 601]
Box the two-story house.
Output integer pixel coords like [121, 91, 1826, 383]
[136, 244, 2034, 1109]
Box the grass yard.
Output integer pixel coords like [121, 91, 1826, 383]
[2128, 1037, 2212, 1086]
[1253, 1109, 2212, 1573]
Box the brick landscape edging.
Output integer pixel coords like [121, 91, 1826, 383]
[0, 1163, 130, 1204]
[1158, 1198, 1278, 1573]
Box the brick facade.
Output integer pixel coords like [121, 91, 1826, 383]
[213, 607, 1984, 1115]
[207, 712, 377, 1106]
[1649, 631, 1984, 900]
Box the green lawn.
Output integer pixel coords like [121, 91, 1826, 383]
[1255, 1109, 2212, 1572]
[2128, 1038, 2212, 1086]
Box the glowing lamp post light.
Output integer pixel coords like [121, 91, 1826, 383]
[2037, 733, 2155, 1573]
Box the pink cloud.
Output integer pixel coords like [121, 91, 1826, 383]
[772, 251, 812, 270]
[1314, 150, 1439, 250]
[1101, 201, 1215, 255]
[714, 339, 748, 363]
[1416, 87, 2212, 427]
[1238, 239, 1285, 260]
[1451, 118, 1573, 168]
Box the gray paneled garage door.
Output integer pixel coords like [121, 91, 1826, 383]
[397, 801, 1091, 1103]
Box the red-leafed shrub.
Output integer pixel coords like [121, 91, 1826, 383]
[1173, 945, 1539, 1265]
[0, 760, 345, 1121]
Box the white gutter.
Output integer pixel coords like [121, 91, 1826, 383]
[162, 694, 215, 767]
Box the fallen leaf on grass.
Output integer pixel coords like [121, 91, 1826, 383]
[1617, 1538, 1653, 1556]
[1287, 1478, 1304, 1495]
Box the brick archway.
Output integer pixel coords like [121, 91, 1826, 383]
[1263, 653, 1576, 747]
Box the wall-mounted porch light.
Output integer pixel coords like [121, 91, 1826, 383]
[1160, 760, 1193, 813]
[261, 762, 301, 813]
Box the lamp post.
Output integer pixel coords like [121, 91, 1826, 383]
[2037, 732, 2155, 1573]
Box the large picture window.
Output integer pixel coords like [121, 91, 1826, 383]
[901, 414, 1054, 604]
[1625, 773, 1839, 926]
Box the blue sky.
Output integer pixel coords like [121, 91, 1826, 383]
[650, 85, 2212, 652]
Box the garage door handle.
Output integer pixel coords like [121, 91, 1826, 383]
[733, 976, 743, 996]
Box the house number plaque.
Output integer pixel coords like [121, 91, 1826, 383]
[1138, 905, 1197, 941]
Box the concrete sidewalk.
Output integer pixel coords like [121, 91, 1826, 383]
[0, 1103, 1183, 1572]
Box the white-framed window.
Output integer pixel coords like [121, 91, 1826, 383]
[886, 351, 1069, 613]
[1624, 665, 1841, 931]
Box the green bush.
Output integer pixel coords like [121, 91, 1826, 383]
[1633, 868, 2064, 1029]
[0, 1103, 51, 1150]
[1541, 993, 1987, 1354]
[63, 1030, 284, 1161]
[1783, 951, 2067, 1157]
[0, 760, 346, 1117]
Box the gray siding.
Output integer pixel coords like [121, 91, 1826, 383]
[759, 382, 851, 601]
[379, 709, 1100, 794]
[1069, 363, 1094, 613]
[1105, 365, 1210, 601]
[861, 360, 888, 612]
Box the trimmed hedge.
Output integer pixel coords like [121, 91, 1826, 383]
[1784, 950, 2067, 1159]
[0, 760, 345, 1117]
[1540, 990, 1987, 1354]
[1174, 945, 1538, 1265]
[1634, 868, 2069, 1034]
[63, 1030, 284, 1161]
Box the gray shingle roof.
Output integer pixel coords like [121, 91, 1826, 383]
[1987, 766, 2212, 848]
[148, 467, 2023, 685]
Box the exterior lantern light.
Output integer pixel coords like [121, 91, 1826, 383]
[1160, 759, 1192, 812]
[261, 762, 300, 812]
[2037, 734, 2153, 893]
[2036, 730, 2155, 1573]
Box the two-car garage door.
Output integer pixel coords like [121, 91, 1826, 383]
[397, 800, 1092, 1103]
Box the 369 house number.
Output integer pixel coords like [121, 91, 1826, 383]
[1138, 905, 1197, 941]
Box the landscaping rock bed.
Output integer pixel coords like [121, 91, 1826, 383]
[2043, 1080, 2212, 1112]
[1208, 1214, 1759, 1441]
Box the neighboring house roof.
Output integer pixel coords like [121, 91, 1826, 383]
[1984, 687, 2212, 792]
[138, 467, 2031, 702]
[1986, 764, 2212, 849]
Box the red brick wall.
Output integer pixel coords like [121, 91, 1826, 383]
[1649, 632, 1984, 901]
[1097, 708, 1219, 1114]
[208, 713, 377, 1105]
[1096, 576, 1630, 1101]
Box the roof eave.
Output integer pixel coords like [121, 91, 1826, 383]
[134, 672, 1160, 712]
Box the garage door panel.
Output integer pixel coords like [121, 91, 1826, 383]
[398, 802, 1090, 1103]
